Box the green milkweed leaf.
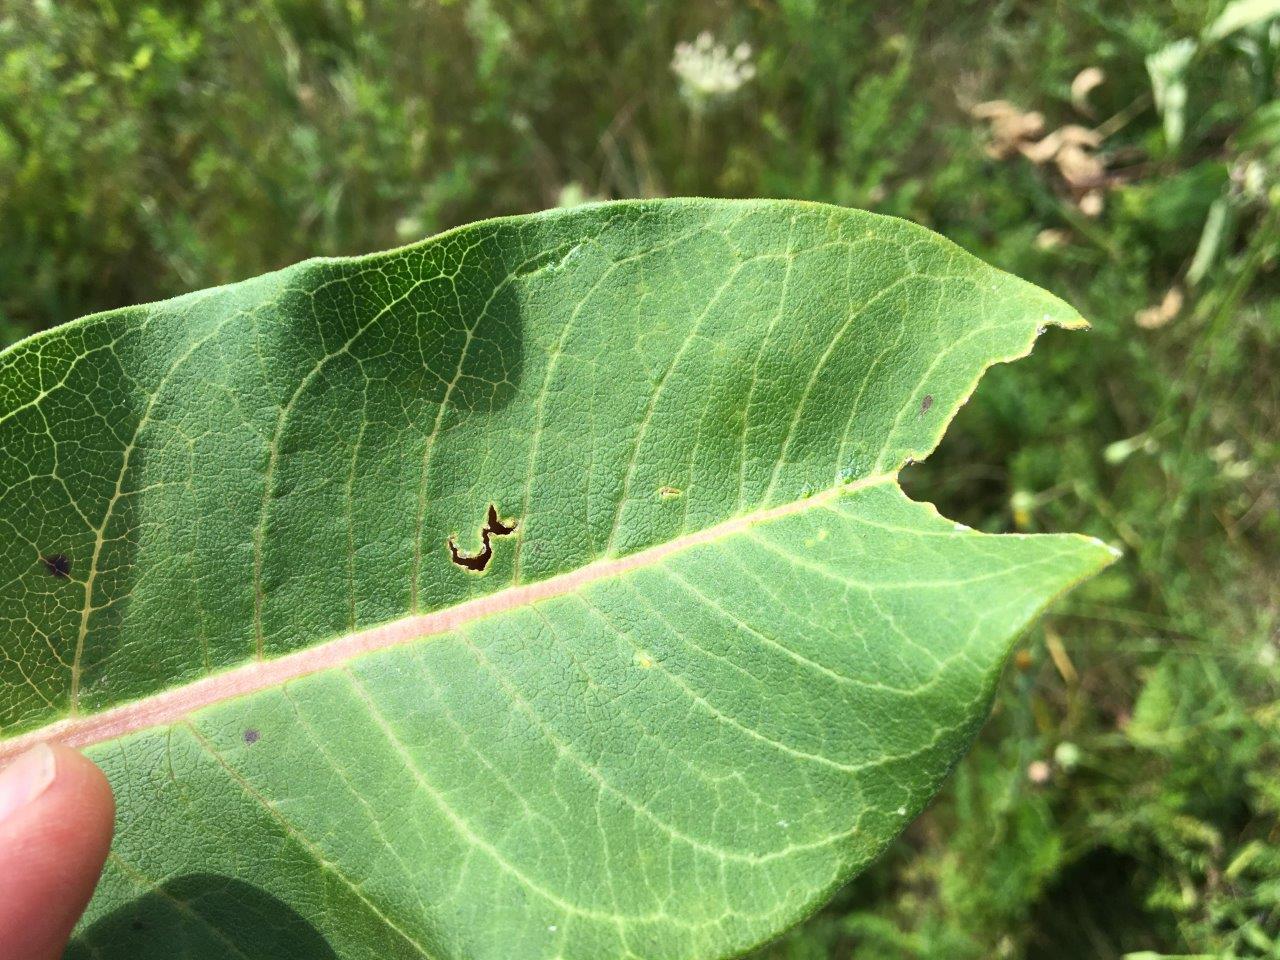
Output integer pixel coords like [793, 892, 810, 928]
[0, 199, 1114, 960]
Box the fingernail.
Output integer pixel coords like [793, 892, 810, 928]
[0, 743, 57, 822]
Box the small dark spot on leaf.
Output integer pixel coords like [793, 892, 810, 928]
[449, 504, 518, 573]
[42, 554, 72, 579]
[131, 920, 147, 932]
[920, 394, 934, 416]
[243, 728, 260, 745]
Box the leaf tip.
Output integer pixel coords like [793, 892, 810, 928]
[1053, 532, 1124, 593]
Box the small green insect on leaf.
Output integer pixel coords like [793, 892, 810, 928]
[0, 199, 1114, 960]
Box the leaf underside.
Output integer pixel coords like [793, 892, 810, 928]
[0, 199, 1113, 960]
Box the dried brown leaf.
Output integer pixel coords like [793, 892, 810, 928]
[1134, 287, 1184, 329]
[1071, 67, 1106, 115]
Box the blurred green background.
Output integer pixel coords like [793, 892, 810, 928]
[1, 1, 1277, 957]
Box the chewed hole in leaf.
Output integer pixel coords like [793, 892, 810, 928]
[486, 504, 516, 536]
[448, 504, 518, 572]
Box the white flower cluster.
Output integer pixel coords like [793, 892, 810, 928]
[671, 32, 755, 104]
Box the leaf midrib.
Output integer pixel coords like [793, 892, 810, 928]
[0, 472, 898, 763]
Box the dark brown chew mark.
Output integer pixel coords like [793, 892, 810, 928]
[448, 504, 518, 572]
[448, 538, 493, 572]
[920, 394, 934, 416]
[486, 504, 516, 536]
[42, 554, 72, 579]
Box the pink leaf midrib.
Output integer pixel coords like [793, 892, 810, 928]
[0, 477, 885, 763]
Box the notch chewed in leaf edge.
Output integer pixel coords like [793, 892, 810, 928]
[0, 200, 1115, 960]
[448, 504, 518, 572]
